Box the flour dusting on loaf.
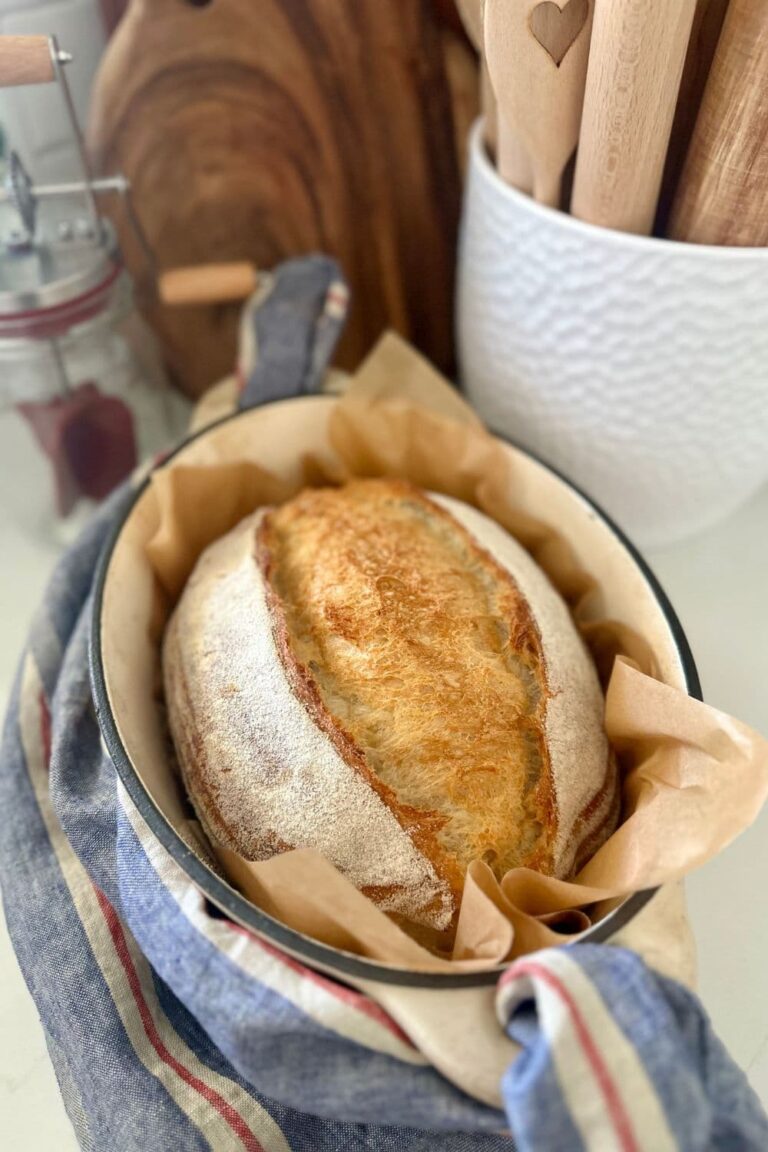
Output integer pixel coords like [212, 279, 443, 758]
[163, 479, 617, 936]
[162, 512, 452, 929]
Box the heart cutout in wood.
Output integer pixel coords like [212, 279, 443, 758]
[530, 0, 589, 67]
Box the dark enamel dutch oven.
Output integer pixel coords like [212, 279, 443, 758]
[90, 395, 700, 1107]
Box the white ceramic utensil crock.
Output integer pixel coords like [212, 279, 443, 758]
[458, 120, 768, 548]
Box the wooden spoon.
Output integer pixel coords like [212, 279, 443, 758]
[571, 0, 699, 234]
[484, 0, 594, 208]
[456, 0, 533, 185]
[455, 0, 497, 150]
[669, 0, 768, 246]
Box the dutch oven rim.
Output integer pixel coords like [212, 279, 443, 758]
[89, 394, 701, 990]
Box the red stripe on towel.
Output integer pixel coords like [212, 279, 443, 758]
[93, 886, 266, 1152]
[505, 960, 639, 1152]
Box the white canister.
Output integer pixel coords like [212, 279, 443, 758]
[457, 120, 768, 548]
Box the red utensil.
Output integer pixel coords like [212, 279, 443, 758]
[19, 377, 137, 516]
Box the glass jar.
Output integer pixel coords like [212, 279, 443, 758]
[0, 207, 188, 542]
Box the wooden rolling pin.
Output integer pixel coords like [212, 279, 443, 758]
[669, 0, 768, 246]
[0, 35, 55, 86]
[655, 0, 730, 233]
[571, 0, 699, 234]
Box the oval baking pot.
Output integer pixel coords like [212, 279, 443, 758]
[90, 395, 700, 992]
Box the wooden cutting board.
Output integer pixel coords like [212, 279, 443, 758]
[89, 0, 477, 398]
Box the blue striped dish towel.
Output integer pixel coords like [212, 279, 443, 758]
[1, 256, 767, 1151]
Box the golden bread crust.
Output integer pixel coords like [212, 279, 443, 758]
[259, 480, 559, 913]
[163, 479, 616, 936]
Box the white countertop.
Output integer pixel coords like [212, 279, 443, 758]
[1, 485, 768, 1150]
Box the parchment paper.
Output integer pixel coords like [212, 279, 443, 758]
[141, 333, 768, 971]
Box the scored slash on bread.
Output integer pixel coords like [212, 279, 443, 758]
[163, 479, 617, 939]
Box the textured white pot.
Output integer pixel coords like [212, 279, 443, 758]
[458, 120, 768, 547]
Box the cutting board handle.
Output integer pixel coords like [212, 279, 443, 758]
[159, 264, 259, 307]
[0, 35, 56, 87]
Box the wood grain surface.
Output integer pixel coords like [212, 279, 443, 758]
[571, 0, 698, 235]
[0, 35, 54, 87]
[529, 0, 590, 67]
[89, 0, 477, 397]
[485, 0, 593, 207]
[159, 263, 259, 306]
[455, 0, 533, 186]
[455, 0, 500, 154]
[669, 0, 768, 246]
[655, 0, 729, 234]
[98, 0, 128, 36]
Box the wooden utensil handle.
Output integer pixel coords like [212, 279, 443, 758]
[159, 264, 259, 307]
[572, 0, 699, 235]
[669, 0, 768, 246]
[455, 0, 530, 187]
[479, 60, 498, 155]
[0, 36, 55, 87]
[479, 52, 533, 190]
[485, 0, 593, 208]
[496, 120, 534, 195]
[655, 0, 729, 234]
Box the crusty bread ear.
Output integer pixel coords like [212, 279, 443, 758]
[163, 480, 616, 935]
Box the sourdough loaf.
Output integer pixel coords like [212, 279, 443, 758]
[163, 479, 617, 935]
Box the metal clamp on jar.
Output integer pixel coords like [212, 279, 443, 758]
[0, 35, 187, 539]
